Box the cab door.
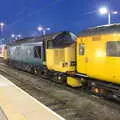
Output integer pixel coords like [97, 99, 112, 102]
[106, 40, 120, 84]
[77, 37, 87, 74]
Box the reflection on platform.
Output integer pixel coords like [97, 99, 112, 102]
[0, 107, 8, 120]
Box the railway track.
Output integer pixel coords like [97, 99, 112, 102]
[0, 63, 120, 120]
[0, 64, 84, 120]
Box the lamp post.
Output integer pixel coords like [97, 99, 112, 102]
[11, 34, 22, 41]
[37, 26, 51, 35]
[11, 34, 15, 38]
[17, 34, 22, 39]
[99, 7, 118, 24]
[0, 22, 5, 38]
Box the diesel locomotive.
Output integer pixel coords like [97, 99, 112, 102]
[7, 36, 46, 73]
[3, 24, 120, 100]
[6, 31, 76, 79]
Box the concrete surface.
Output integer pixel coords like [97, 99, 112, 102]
[0, 107, 8, 120]
[0, 74, 65, 120]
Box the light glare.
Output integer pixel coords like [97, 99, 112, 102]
[0, 22, 5, 27]
[99, 7, 108, 15]
[37, 27, 43, 31]
[11, 34, 15, 38]
[17, 34, 21, 38]
[112, 11, 118, 14]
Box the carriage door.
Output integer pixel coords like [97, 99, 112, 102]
[77, 38, 87, 74]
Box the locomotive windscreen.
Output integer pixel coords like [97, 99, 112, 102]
[47, 32, 76, 49]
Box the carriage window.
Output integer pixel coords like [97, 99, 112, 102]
[34, 46, 41, 58]
[79, 44, 85, 55]
[107, 41, 120, 57]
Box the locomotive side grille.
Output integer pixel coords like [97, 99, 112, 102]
[92, 36, 101, 41]
[54, 49, 65, 65]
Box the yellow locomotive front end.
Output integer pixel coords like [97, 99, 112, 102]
[46, 31, 78, 85]
[46, 43, 75, 73]
[46, 32, 76, 73]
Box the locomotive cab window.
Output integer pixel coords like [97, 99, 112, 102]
[34, 46, 41, 58]
[107, 41, 120, 57]
[79, 44, 85, 55]
[47, 40, 54, 49]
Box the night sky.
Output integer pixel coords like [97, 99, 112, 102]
[0, 0, 120, 37]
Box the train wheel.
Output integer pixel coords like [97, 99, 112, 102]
[33, 67, 39, 75]
[52, 73, 66, 84]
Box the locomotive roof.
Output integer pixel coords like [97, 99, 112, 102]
[9, 31, 71, 45]
[79, 23, 120, 36]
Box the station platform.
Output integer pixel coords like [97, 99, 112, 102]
[0, 74, 65, 120]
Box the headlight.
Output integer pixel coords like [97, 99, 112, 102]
[70, 61, 76, 66]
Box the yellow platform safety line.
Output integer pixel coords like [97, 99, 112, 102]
[0, 75, 65, 120]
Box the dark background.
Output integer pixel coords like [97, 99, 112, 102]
[0, 0, 120, 37]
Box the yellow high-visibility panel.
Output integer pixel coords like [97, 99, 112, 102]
[77, 33, 120, 84]
[46, 44, 76, 73]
